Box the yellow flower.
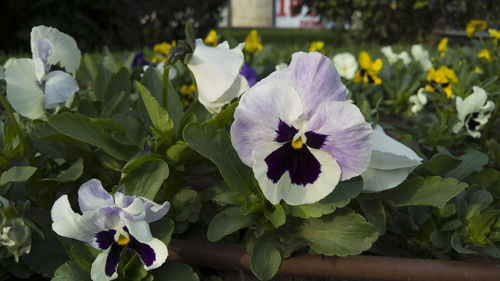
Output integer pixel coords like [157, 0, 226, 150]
[204, 30, 219, 47]
[244, 30, 263, 53]
[309, 41, 325, 54]
[474, 67, 483, 74]
[353, 51, 383, 85]
[477, 49, 491, 62]
[438, 37, 448, 57]
[426, 66, 458, 98]
[466, 20, 487, 38]
[488, 29, 500, 46]
[180, 84, 196, 107]
[152, 41, 176, 63]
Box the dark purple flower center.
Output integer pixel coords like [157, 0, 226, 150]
[265, 120, 327, 186]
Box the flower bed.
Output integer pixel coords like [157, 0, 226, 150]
[0, 21, 499, 281]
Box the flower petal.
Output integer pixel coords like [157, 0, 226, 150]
[139, 198, 170, 223]
[123, 218, 152, 243]
[457, 86, 487, 120]
[199, 74, 249, 113]
[362, 167, 417, 192]
[129, 237, 167, 270]
[51, 195, 101, 243]
[44, 70, 79, 108]
[187, 39, 244, 108]
[5, 58, 45, 119]
[78, 179, 114, 213]
[31, 25, 81, 75]
[306, 100, 372, 180]
[95, 229, 117, 250]
[231, 81, 304, 167]
[252, 142, 341, 205]
[91, 244, 123, 281]
[269, 52, 346, 118]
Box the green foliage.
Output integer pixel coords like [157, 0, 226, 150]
[250, 234, 282, 281]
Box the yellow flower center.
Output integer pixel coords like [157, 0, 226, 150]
[291, 138, 303, 149]
[117, 234, 130, 246]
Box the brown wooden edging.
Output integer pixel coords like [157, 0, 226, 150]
[168, 239, 500, 281]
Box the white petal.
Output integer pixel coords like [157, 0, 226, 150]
[139, 198, 170, 223]
[368, 125, 422, 170]
[31, 25, 81, 74]
[457, 87, 487, 120]
[78, 179, 114, 213]
[141, 238, 168, 270]
[200, 74, 249, 113]
[44, 70, 79, 108]
[362, 167, 417, 192]
[5, 58, 45, 119]
[91, 247, 119, 281]
[452, 121, 464, 134]
[123, 218, 152, 243]
[187, 39, 244, 110]
[252, 142, 341, 205]
[51, 196, 101, 242]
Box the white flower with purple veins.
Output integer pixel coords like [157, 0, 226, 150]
[452, 86, 495, 138]
[51, 179, 169, 281]
[5, 25, 80, 119]
[231, 52, 373, 205]
[332, 52, 358, 80]
[362, 126, 422, 192]
[187, 39, 249, 113]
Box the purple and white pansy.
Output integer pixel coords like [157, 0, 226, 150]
[5, 25, 80, 119]
[51, 179, 170, 281]
[231, 52, 373, 205]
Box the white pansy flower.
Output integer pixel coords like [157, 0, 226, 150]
[332, 52, 358, 80]
[399, 51, 411, 66]
[5, 26, 80, 119]
[381, 46, 412, 66]
[452, 86, 495, 138]
[187, 39, 248, 113]
[408, 88, 428, 114]
[411, 44, 432, 71]
[275, 63, 288, 71]
[362, 125, 422, 192]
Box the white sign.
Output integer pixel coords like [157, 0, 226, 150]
[275, 0, 322, 28]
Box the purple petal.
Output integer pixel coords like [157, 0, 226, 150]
[129, 236, 156, 267]
[131, 51, 149, 68]
[105, 244, 123, 277]
[306, 101, 372, 180]
[95, 229, 116, 250]
[269, 52, 347, 118]
[78, 179, 114, 213]
[140, 199, 170, 223]
[265, 143, 321, 186]
[275, 120, 298, 142]
[84, 207, 123, 231]
[44, 70, 79, 108]
[240, 63, 257, 87]
[305, 131, 327, 149]
[37, 37, 53, 73]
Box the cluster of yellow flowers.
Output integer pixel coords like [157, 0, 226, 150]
[425, 66, 458, 99]
[152, 41, 176, 63]
[353, 51, 383, 85]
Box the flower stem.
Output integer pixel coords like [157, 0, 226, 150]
[0, 93, 36, 165]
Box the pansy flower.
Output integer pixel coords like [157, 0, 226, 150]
[466, 20, 487, 38]
[309, 41, 325, 54]
[477, 49, 491, 62]
[152, 41, 176, 63]
[51, 179, 169, 281]
[408, 88, 428, 114]
[187, 39, 249, 113]
[204, 29, 219, 47]
[332, 52, 358, 80]
[452, 86, 495, 138]
[411, 44, 432, 71]
[438, 37, 448, 57]
[231, 52, 372, 205]
[380, 46, 411, 66]
[353, 51, 383, 85]
[5, 25, 80, 119]
[425, 66, 457, 99]
[240, 63, 257, 87]
[180, 84, 196, 107]
[489, 29, 500, 46]
[244, 30, 263, 53]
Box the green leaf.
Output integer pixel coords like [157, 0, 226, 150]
[53, 158, 84, 182]
[185, 21, 195, 50]
[379, 176, 468, 208]
[94, 57, 115, 101]
[300, 209, 379, 256]
[166, 141, 194, 164]
[49, 112, 137, 161]
[172, 189, 201, 223]
[472, 168, 500, 199]
[445, 151, 489, 180]
[101, 91, 126, 118]
[451, 233, 477, 254]
[51, 261, 91, 281]
[427, 154, 462, 175]
[0, 166, 37, 186]
[119, 158, 169, 200]
[166, 74, 183, 132]
[207, 207, 257, 242]
[357, 197, 386, 235]
[208, 101, 238, 129]
[184, 122, 254, 194]
[153, 262, 199, 281]
[121, 254, 148, 281]
[250, 235, 282, 281]
[70, 241, 99, 273]
[150, 217, 175, 246]
[289, 177, 362, 219]
[142, 67, 163, 103]
[122, 153, 165, 174]
[466, 189, 493, 219]
[264, 204, 286, 228]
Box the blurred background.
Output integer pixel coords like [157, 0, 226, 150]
[1, 0, 499, 53]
